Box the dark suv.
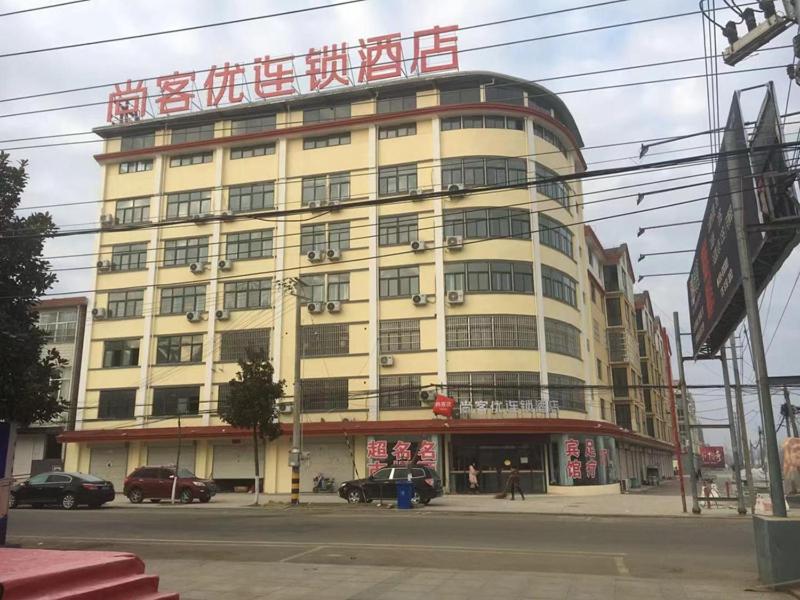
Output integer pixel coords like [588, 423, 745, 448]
[338, 465, 443, 505]
[124, 466, 216, 504]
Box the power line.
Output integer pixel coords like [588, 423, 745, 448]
[764, 264, 800, 355]
[0, 0, 88, 18]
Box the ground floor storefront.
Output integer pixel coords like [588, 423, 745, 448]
[60, 418, 675, 496]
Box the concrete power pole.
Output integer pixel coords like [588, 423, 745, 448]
[673, 312, 701, 514]
[720, 346, 746, 515]
[728, 338, 755, 512]
[784, 386, 799, 438]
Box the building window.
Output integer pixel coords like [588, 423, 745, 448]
[446, 315, 537, 350]
[441, 115, 524, 131]
[169, 152, 213, 167]
[156, 335, 203, 364]
[171, 124, 214, 144]
[217, 383, 231, 414]
[300, 378, 349, 411]
[535, 163, 570, 210]
[378, 164, 417, 196]
[107, 289, 143, 318]
[303, 103, 350, 125]
[103, 339, 140, 368]
[605, 297, 622, 326]
[327, 273, 350, 301]
[39, 308, 78, 344]
[121, 132, 155, 151]
[442, 156, 526, 188]
[378, 123, 416, 139]
[303, 132, 350, 150]
[379, 214, 418, 246]
[541, 265, 577, 307]
[225, 229, 274, 260]
[443, 208, 530, 240]
[485, 84, 525, 106]
[377, 93, 416, 114]
[549, 374, 585, 411]
[110, 243, 147, 271]
[301, 324, 349, 357]
[612, 368, 629, 398]
[379, 267, 420, 298]
[230, 143, 276, 159]
[301, 172, 350, 205]
[300, 222, 350, 252]
[447, 371, 540, 405]
[220, 328, 270, 362]
[544, 318, 581, 358]
[444, 261, 534, 294]
[533, 123, 568, 158]
[379, 319, 420, 352]
[118, 160, 152, 174]
[163, 237, 209, 266]
[160, 285, 206, 315]
[115, 198, 150, 224]
[98, 389, 136, 419]
[380, 375, 422, 410]
[539, 215, 573, 258]
[615, 403, 632, 430]
[231, 115, 276, 135]
[228, 181, 275, 213]
[223, 278, 272, 310]
[597, 359, 603, 380]
[152, 386, 200, 416]
[439, 86, 480, 105]
[165, 190, 211, 219]
[298, 275, 325, 303]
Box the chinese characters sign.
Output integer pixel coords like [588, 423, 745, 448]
[458, 398, 559, 418]
[700, 445, 725, 468]
[367, 438, 438, 475]
[107, 24, 459, 123]
[564, 437, 609, 481]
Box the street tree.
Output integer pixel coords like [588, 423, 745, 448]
[0, 152, 67, 428]
[219, 352, 284, 504]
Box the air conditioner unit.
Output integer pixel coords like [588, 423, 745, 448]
[448, 183, 466, 197]
[419, 386, 437, 405]
[191, 213, 210, 223]
[411, 293, 428, 306]
[189, 262, 207, 274]
[326, 248, 341, 261]
[307, 302, 324, 314]
[307, 200, 321, 209]
[446, 235, 463, 250]
[218, 259, 234, 271]
[278, 402, 293, 415]
[220, 210, 235, 220]
[326, 300, 341, 313]
[447, 290, 465, 304]
[410, 240, 425, 252]
[215, 309, 231, 321]
[306, 249, 323, 263]
[96, 259, 112, 272]
[100, 214, 116, 229]
[380, 355, 394, 367]
[186, 311, 203, 322]
[409, 188, 423, 200]
[91, 307, 107, 320]
[326, 199, 341, 210]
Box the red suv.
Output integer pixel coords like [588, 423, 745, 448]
[123, 466, 216, 504]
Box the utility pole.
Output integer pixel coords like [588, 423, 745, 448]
[729, 338, 755, 512]
[784, 386, 799, 437]
[661, 326, 687, 513]
[720, 346, 747, 515]
[170, 411, 182, 504]
[673, 312, 701, 514]
[290, 281, 303, 506]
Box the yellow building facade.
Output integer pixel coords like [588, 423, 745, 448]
[63, 72, 674, 495]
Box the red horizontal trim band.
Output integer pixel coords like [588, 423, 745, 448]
[58, 418, 672, 451]
[93, 103, 586, 170]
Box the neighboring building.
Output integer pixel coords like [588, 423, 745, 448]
[635, 292, 673, 445]
[62, 71, 674, 494]
[13, 297, 87, 477]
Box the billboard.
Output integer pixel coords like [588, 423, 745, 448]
[688, 84, 800, 357]
[700, 445, 726, 468]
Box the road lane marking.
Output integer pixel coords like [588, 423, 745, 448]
[614, 556, 630, 576]
[279, 545, 326, 563]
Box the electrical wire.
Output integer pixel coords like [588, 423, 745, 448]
[0, 0, 88, 18]
[764, 264, 800, 355]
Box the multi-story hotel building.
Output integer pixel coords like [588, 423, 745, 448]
[62, 71, 675, 495]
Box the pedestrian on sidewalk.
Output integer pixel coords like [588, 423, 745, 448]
[508, 467, 524, 501]
[468, 462, 479, 494]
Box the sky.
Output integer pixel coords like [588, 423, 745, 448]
[1, 0, 798, 452]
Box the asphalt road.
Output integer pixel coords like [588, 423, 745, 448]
[6, 504, 763, 585]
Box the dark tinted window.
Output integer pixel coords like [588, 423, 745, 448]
[377, 94, 416, 114]
[160, 468, 175, 479]
[440, 87, 480, 105]
[392, 468, 409, 480]
[46, 474, 71, 483]
[372, 468, 391, 480]
[411, 468, 426, 477]
[135, 468, 160, 478]
[28, 473, 49, 485]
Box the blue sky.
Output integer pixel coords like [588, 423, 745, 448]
[1, 0, 798, 450]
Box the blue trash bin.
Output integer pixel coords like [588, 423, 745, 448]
[396, 480, 414, 509]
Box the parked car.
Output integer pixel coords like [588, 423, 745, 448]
[338, 465, 443, 505]
[9, 472, 115, 510]
[123, 466, 217, 504]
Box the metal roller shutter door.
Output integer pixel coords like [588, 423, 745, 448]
[146, 445, 196, 472]
[89, 445, 128, 489]
[300, 439, 354, 492]
[212, 443, 255, 479]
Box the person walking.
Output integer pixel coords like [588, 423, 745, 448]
[468, 462, 479, 494]
[508, 467, 525, 501]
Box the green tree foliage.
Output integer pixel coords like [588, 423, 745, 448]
[0, 152, 67, 426]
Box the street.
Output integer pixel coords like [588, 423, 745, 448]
[6, 503, 783, 599]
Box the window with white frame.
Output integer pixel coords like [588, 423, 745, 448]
[228, 181, 274, 213]
[163, 237, 209, 266]
[379, 214, 418, 246]
[378, 164, 418, 197]
[115, 197, 150, 225]
[223, 278, 272, 310]
[118, 160, 152, 174]
[107, 289, 143, 318]
[225, 229, 274, 260]
[111, 243, 147, 271]
[379, 267, 420, 298]
[169, 152, 213, 167]
[165, 190, 211, 219]
[160, 285, 206, 315]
